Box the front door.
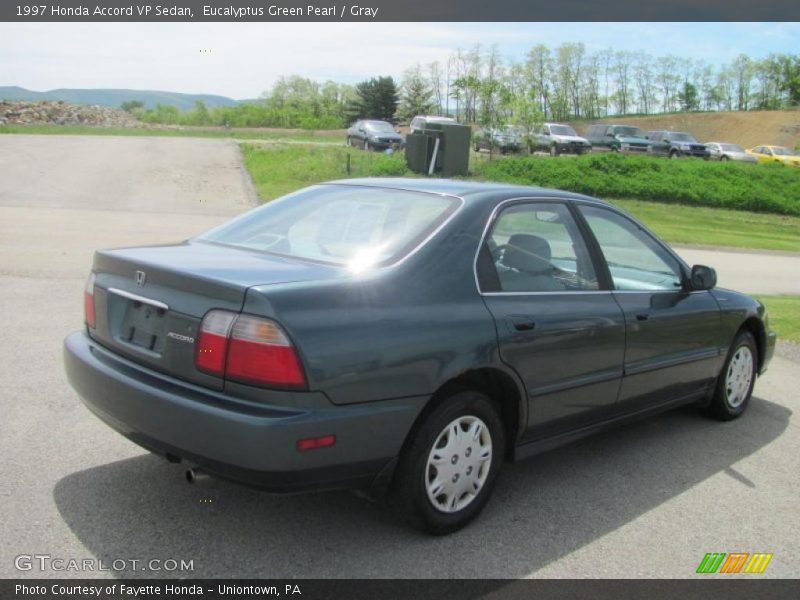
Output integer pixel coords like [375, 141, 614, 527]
[578, 205, 723, 411]
[477, 201, 626, 440]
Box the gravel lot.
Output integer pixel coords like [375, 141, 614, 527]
[0, 134, 797, 579]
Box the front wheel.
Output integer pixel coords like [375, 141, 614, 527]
[549, 144, 559, 157]
[720, 155, 729, 162]
[363, 139, 371, 152]
[392, 390, 505, 534]
[707, 330, 757, 421]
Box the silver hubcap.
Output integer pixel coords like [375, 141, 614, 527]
[725, 345, 754, 408]
[425, 416, 492, 513]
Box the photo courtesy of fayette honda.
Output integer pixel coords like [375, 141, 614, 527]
[64, 178, 775, 534]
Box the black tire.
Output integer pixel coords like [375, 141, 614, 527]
[363, 139, 370, 152]
[346, 136, 352, 147]
[707, 330, 758, 421]
[392, 390, 505, 535]
[720, 155, 729, 162]
[669, 151, 679, 160]
[549, 144, 559, 157]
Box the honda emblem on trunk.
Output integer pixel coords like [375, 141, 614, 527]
[135, 270, 146, 287]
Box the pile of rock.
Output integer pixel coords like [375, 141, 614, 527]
[0, 101, 140, 127]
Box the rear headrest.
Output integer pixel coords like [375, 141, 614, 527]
[503, 234, 552, 273]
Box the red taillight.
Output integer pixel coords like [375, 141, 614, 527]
[84, 273, 96, 328]
[227, 315, 306, 387]
[195, 311, 306, 389]
[297, 435, 336, 452]
[195, 310, 236, 376]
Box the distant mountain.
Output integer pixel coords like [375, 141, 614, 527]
[0, 86, 240, 110]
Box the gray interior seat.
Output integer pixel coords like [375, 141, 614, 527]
[499, 233, 564, 292]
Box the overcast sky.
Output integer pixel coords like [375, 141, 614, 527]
[1, 22, 798, 99]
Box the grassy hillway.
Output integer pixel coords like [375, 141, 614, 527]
[570, 109, 800, 150]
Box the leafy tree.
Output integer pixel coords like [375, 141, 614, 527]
[396, 67, 434, 122]
[678, 82, 700, 111]
[120, 100, 145, 113]
[346, 76, 399, 122]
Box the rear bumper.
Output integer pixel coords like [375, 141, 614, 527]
[64, 331, 426, 493]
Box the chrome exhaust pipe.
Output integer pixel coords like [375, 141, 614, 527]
[185, 467, 207, 484]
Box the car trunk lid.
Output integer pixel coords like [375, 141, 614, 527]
[88, 240, 342, 390]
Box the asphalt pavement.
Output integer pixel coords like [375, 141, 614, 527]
[0, 134, 797, 579]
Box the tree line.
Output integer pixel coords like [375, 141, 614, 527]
[124, 43, 800, 129]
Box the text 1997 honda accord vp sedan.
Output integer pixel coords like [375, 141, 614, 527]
[64, 179, 776, 534]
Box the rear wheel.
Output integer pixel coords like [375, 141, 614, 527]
[707, 330, 757, 421]
[392, 390, 505, 534]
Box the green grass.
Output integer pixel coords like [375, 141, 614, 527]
[240, 143, 410, 200]
[755, 296, 800, 344]
[0, 123, 343, 143]
[611, 199, 800, 252]
[473, 152, 800, 216]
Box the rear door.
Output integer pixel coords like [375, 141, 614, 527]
[477, 200, 626, 439]
[577, 204, 723, 411]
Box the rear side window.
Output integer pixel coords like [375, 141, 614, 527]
[480, 202, 599, 293]
[198, 185, 461, 269]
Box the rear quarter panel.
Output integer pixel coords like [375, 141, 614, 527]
[241, 200, 505, 406]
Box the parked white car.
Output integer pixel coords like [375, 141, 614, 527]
[535, 123, 591, 156]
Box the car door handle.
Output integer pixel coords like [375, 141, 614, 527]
[508, 316, 537, 332]
[636, 313, 649, 321]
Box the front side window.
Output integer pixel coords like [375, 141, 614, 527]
[580, 205, 682, 291]
[481, 203, 599, 293]
[198, 185, 460, 270]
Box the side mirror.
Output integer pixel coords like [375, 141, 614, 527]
[690, 265, 717, 291]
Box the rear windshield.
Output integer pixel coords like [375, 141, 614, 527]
[197, 185, 461, 269]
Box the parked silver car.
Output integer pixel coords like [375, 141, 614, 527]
[705, 142, 757, 163]
[535, 123, 591, 156]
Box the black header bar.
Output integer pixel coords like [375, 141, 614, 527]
[3, 0, 800, 22]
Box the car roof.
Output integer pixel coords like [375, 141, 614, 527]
[325, 177, 611, 205]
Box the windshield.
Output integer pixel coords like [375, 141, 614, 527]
[772, 147, 792, 156]
[720, 143, 744, 152]
[669, 132, 698, 143]
[197, 185, 461, 270]
[614, 126, 646, 138]
[365, 121, 395, 132]
[550, 125, 578, 136]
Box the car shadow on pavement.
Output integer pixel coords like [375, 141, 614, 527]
[53, 396, 790, 578]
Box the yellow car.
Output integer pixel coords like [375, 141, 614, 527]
[746, 145, 800, 166]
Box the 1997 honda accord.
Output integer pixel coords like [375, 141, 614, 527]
[64, 179, 775, 534]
